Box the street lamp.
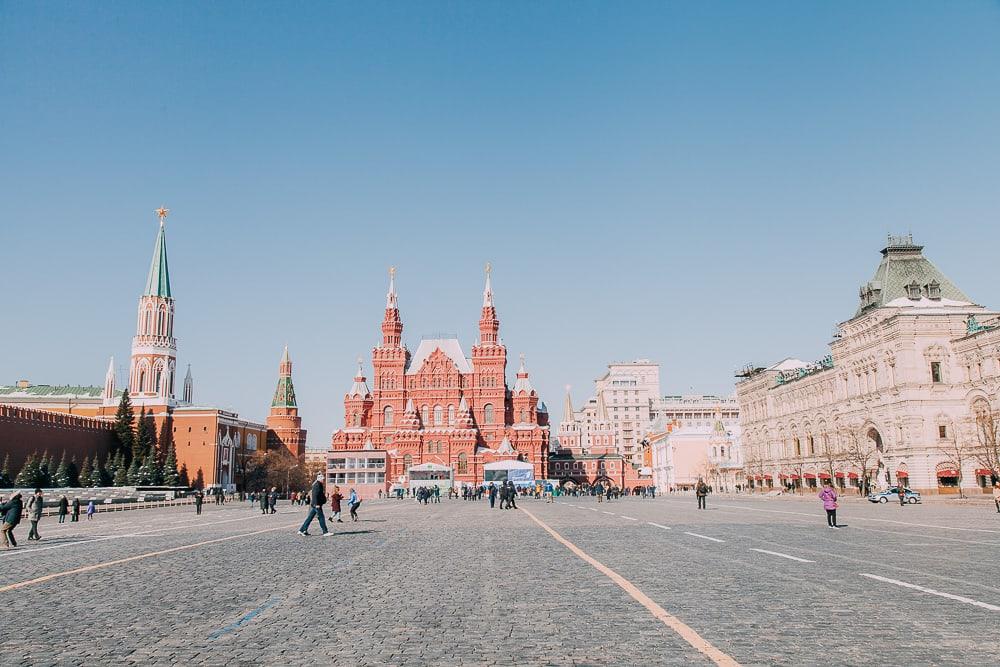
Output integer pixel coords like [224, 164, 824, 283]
[286, 464, 299, 498]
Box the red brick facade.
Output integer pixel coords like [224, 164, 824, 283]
[331, 267, 550, 488]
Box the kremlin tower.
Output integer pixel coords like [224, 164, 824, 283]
[266, 346, 307, 460]
[125, 207, 177, 408]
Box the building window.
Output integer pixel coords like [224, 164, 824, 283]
[384, 406, 393, 426]
[906, 282, 922, 300]
[457, 452, 468, 474]
[403, 454, 412, 471]
[938, 425, 947, 439]
[930, 362, 942, 384]
[422, 405, 430, 424]
[352, 412, 360, 427]
[434, 405, 443, 426]
[927, 281, 941, 299]
[484, 403, 494, 425]
[448, 405, 455, 426]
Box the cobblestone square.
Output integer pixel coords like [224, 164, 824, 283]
[1, 494, 997, 666]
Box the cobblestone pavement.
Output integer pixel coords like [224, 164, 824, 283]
[0, 494, 997, 666]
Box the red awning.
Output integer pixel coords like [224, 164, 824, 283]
[834, 472, 845, 478]
[754, 475, 763, 481]
[790, 474, 800, 480]
[778, 474, 788, 479]
[895, 471, 909, 477]
[763, 474, 773, 480]
[804, 473, 817, 479]
[818, 472, 831, 479]
[847, 472, 859, 479]
[975, 469, 993, 477]
[936, 469, 960, 478]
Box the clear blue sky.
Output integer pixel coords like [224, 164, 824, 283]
[2, 2, 1000, 444]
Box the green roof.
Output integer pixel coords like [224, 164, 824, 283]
[143, 221, 172, 298]
[856, 235, 971, 316]
[272, 376, 297, 408]
[0, 384, 107, 398]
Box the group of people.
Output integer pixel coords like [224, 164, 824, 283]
[414, 486, 441, 504]
[1, 490, 96, 549]
[297, 474, 361, 536]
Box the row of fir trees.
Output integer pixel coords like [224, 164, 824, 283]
[1, 389, 189, 489]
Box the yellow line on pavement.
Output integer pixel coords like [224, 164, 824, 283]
[520, 507, 740, 667]
[0, 523, 299, 593]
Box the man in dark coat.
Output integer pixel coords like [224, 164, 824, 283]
[696, 479, 709, 510]
[259, 489, 269, 515]
[488, 483, 498, 509]
[71, 497, 81, 522]
[194, 490, 203, 515]
[58, 495, 69, 523]
[1, 491, 24, 548]
[298, 474, 330, 536]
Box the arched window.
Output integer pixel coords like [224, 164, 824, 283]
[434, 405, 443, 426]
[519, 409, 527, 423]
[383, 406, 393, 426]
[484, 403, 494, 425]
[154, 369, 162, 394]
[457, 452, 468, 474]
[421, 405, 430, 425]
[138, 370, 146, 392]
[157, 308, 165, 335]
[448, 405, 455, 426]
[403, 454, 412, 471]
[352, 412, 360, 427]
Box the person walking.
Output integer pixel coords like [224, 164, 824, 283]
[897, 484, 907, 507]
[58, 495, 69, 523]
[993, 483, 1000, 513]
[819, 480, 839, 528]
[298, 474, 331, 536]
[27, 489, 44, 541]
[268, 487, 278, 514]
[488, 483, 497, 509]
[194, 489, 204, 515]
[596, 483, 605, 503]
[433, 486, 441, 504]
[86, 500, 96, 520]
[696, 478, 709, 510]
[348, 488, 361, 522]
[1, 491, 24, 549]
[259, 489, 269, 515]
[329, 485, 344, 523]
[71, 497, 80, 522]
[506, 481, 518, 510]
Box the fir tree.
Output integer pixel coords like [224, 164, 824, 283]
[113, 458, 129, 487]
[0, 454, 12, 487]
[79, 456, 93, 488]
[14, 454, 42, 488]
[134, 409, 155, 462]
[67, 456, 80, 487]
[179, 462, 190, 488]
[89, 456, 106, 487]
[134, 453, 157, 486]
[114, 388, 135, 461]
[39, 452, 53, 488]
[162, 443, 181, 487]
[54, 452, 72, 488]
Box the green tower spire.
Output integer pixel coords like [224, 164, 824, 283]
[144, 208, 172, 298]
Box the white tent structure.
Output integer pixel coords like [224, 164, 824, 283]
[407, 462, 453, 490]
[483, 459, 535, 485]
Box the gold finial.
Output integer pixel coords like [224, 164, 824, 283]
[155, 206, 170, 224]
[389, 266, 396, 279]
[485, 261, 492, 276]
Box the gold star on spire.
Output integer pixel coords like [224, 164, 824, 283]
[155, 206, 170, 224]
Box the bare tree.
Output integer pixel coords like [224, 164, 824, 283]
[819, 433, 846, 486]
[938, 434, 973, 499]
[843, 428, 878, 496]
[973, 407, 1000, 483]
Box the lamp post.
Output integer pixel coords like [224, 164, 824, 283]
[286, 464, 299, 498]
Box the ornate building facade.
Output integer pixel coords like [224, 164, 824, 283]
[266, 346, 307, 459]
[329, 267, 550, 488]
[737, 235, 1000, 496]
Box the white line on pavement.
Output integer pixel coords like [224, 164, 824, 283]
[860, 573, 1000, 612]
[749, 548, 815, 563]
[647, 522, 672, 530]
[684, 532, 725, 543]
[589, 508, 599, 512]
[602, 511, 615, 515]
[620, 516, 638, 521]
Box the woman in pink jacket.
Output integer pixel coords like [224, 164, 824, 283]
[819, 480, 839, 528]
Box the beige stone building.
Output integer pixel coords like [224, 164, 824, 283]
[737, 235, 1000, 496]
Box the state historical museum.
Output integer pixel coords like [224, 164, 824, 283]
[330, 267, 550, 488]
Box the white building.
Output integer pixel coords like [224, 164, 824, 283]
[649, 396, 743, 492]
[737, 235, 1000, 496]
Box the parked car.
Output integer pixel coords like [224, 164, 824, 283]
[868, 487, 921, 504]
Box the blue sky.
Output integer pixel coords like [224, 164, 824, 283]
[2, 2, 1000, 443]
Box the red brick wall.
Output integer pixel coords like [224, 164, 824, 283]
[0, 405, 115, 473]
